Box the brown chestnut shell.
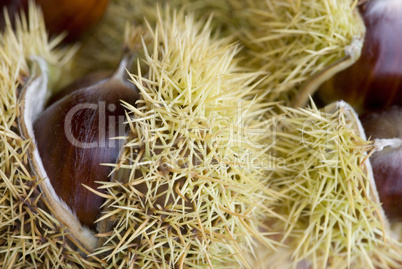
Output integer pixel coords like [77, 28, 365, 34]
[33, 76, 139, 229]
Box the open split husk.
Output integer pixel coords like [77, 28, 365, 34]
[257, 101, 402, 268]
[18, 59, 98, 252]
[0, 4, 102, 268]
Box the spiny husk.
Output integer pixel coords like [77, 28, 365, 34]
[3, 1, 401, 269]
[94, 9, 281, 268]
[231, 0, 365, 104]
[0, 4, 100, 268]
[261, 101, 402, 268]
[76, 0, 365, 106]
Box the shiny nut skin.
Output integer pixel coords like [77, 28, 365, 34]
[360, 106, 402, 221]
[34, 76, 139, 229]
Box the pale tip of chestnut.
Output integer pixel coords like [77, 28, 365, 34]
[365, 0, 402, 20]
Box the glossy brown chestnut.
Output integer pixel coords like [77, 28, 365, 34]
[33, 67, 139, 229]
[360, 106, 402, 221]
[317, 0, 402, 113]
[1, 0, 109, 41]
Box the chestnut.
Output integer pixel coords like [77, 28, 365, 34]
[360, 106, 402, 221]
[33, 56, 139, 229]
[317, 0, 402, 113]
[1, 0, 109, 41]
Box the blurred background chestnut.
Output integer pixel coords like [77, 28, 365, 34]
[0, 0, 110, 42]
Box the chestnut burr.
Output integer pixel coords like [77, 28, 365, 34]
[33, 57, 139, 229]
